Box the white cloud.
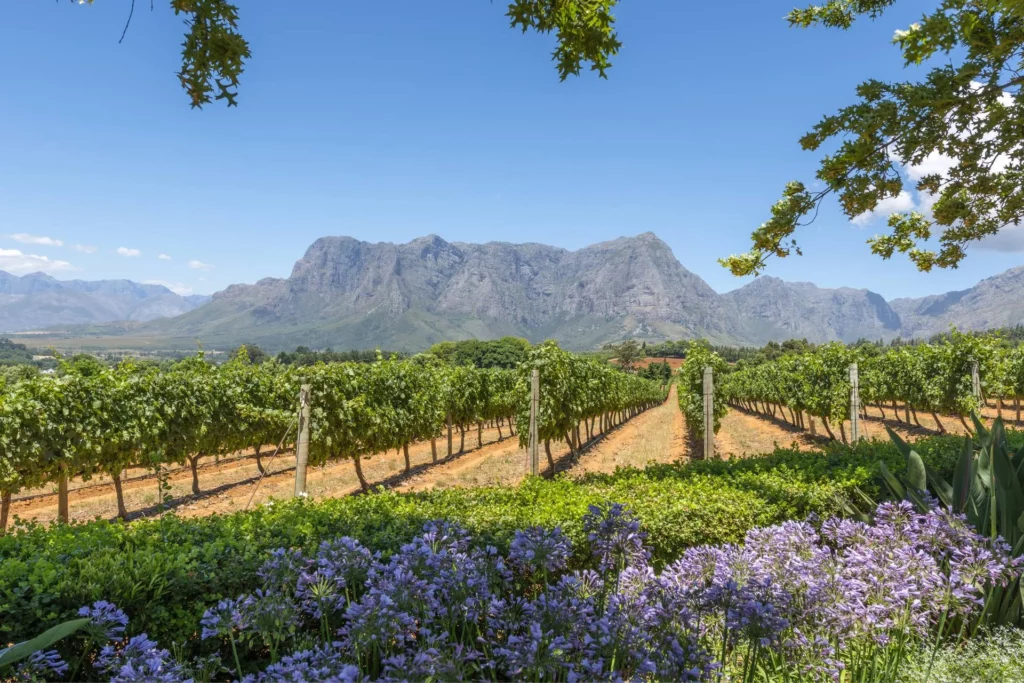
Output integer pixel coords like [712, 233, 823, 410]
[977, 224, 1024, 253]
[116, 247, 141, 257]
[848, 82, 1023, 247]
[850, 191, 916, 226]
[158, 253, 172, 261]
[0, 248, 75, 275]
[7, 233, 63, 247]
[906, 151, 957, 182]
[915, 190, 940, 217]
[188, 259, 213, 271]
[143, 279, 193, 295]
[72, 244, 97, 254]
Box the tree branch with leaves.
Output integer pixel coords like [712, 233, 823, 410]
[75, 0, 620, 108]
[722, 0, 1024, 276]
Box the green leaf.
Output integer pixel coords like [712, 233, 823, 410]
[885, 425, 913, 461]
[971, 412, 990, 441]
[1011, 442, 1024, 478]
[0, 618, 90, 669]
[904, 448, 927, 492]
[925, 464, 952, 508]
[878, 461, 906, 500]
[951, 435, 976, 514]
[992, 438, 1024, 546]
[977, 444, 993, 492]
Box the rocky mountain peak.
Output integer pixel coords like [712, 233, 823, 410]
[62, 232, 1024, 352]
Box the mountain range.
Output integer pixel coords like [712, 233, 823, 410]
[0, 272, 209, 333]
[4, 233, 1023, 350]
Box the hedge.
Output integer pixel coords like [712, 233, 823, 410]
[0, 433, 997, 647]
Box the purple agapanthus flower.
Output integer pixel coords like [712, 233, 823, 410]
[258, 547, 307, 594]
[199, 597, 247, 640]
[60, 500, 1021, 682]
[96, 633, 186, 683]
[13, 649, 67, 682]
[583, 502, 651, 573]
[78, 599, 129, 641]
[509, 525, 572, 575]
[244, 644, 361, 682]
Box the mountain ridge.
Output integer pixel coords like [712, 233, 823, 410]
[129, 233, 1024, 351]
[6, 234, 1023, 350]
[0, 271, 210, 332]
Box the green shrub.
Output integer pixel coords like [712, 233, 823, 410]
[901, 627, 1024, 683]
[0, 434, 995, 648]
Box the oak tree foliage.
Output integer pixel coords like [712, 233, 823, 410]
[75, 0, 621, 108]
[722, 0, 1024, 276]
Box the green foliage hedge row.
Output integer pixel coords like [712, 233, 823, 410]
[0, 433, 999, 649]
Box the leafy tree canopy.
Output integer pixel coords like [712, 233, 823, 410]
[0, 339, 34, 367]
[57, 353, 109, 377]
[78, 0, 620, 108]
[639, 359, 672, 382]
[611, 339, 644, 372]
[230, 344, 269, 365]
[427, 337, 532, 369]
[721, 0, 1024, 276]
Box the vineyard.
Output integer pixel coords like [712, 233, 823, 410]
[5, 334, 1024, 681]
[0, 342, 665, 531]
[677, 331, 1024, 449]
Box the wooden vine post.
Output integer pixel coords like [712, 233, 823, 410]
[971, 361, 982, 406]
[849, 363, 861, 443]
[703, 366, 714, 460]
[528, 368, 540, 475]
[293, 384, 311, 498]
[57, 468, 69, 523]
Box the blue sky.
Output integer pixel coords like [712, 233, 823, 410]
[1, 0, 1021, 300]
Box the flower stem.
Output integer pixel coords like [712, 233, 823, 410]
[228, 631, 243, 680]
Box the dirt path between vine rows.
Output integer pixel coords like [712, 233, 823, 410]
[712, 408, 821, 458]
[400, 387, 689, 491]
[567, 386, 690, 477]
[715, 401, 1024, 454]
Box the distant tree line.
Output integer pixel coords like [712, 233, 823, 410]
[639, 360, 672, 383]
[270, 346, 406, 367]
[640, 339, 780, 364]
[426, 337, 532, 369]
[0, 339, 34, 367]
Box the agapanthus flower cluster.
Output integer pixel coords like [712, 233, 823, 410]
[56, 500, 1016, 683]
[77, 600, 129, 642]
[13, 649, 67, 682]
[584, 502, 652, 572]
[96, 634, 186, 683]
[509, 525, 572, 575]
[199, 597, 247, 640]
[242, 645, 359, 682]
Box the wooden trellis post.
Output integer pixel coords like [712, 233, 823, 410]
[849, 363, 861, 442]
[528, 368, 540, 475]
[703, 366, 714, 460]
[293, 384, 311, 497]
[972, 361, 982, 406]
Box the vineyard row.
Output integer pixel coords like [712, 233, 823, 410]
[0, 342, 665, 529]
[678, 332, 1024, 444]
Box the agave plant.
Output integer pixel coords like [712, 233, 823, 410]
[878, 415, 1024, 627]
